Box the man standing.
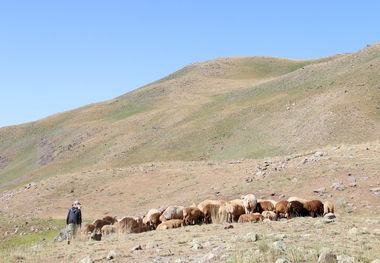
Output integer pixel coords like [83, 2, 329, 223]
[66, 200, 82, 244]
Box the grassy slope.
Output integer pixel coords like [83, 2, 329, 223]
[0, 43, 380, 190]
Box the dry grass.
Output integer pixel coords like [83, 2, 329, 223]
[0, 43, 379, 190]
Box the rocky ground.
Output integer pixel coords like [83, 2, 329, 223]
[1, 215, 380, 263]
[0, 141, 379, 262]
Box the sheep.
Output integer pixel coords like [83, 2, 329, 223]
[238, 213, 264, 223]
[93, 219, 111, 231]
[275, 200, 290, 219]
[197, 200, 227, 211]
[183, 206, 204, 225]
[143, 209, 161, 225]
[243, 194, 257, 214]
[156, 219, 184, 230]
[102, 216, 117, 225]
[159, 206, 184, 222]
[82, 223, 96, 234]
[323, 201, 334, 215]
[303, 200, 324, 217]
[287, 200, 307, 218]
[287, 196, 308, 204]
[101, 224, 117, 235]
[149, 212, 162, 229]
[256, 201, 275, 213]
[262, 211, 278, 221]
[118, 217, 148, 234]
[202, 203, 224, 224]
[225, 199, 245, 223]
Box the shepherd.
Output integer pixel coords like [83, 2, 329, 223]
[66, 200, 82, 244]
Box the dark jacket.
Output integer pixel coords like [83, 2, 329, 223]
[66, 207, 82, 225]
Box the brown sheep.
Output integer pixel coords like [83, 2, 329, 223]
[143, 209, 161, 225]
[82, 223, 96, 234]
[238, 213, 264, 223]
[256, 201, 275, 213]
[202, 203, 224, 224]
[323, 201, 334, 215]
[197, 200, 227, 211]
[275, 200, 290, 219]
[198, 200, 228, 224]
[262, 211, 278, 221]
[304, 200, 324, 217]
[103, 216, 117, 224]
[101, 224, 117, 235]
[90, 232, 102, 241]
[287, 201, 307, 218]
[183, 207, 204, 225]
[226, 199, 245, 223]
[118, 217, 147, 234]
[149, 212, 162, 229]
[156, 219, 184, 230]
[287, 197, 308, 204]
[93, 219, 111, 231]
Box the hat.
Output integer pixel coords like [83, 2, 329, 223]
[73, 201, 81, 207]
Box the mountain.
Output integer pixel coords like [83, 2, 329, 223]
[0, 43, 379, 190]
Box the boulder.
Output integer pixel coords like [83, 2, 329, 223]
[107, 250, 118, 260]
[79, 256, 93, 263]
[272, 241, 286, 252]
[324, 213, 336, 219]
[318, 252, 337, 263]
[337, 254, 354, 263]
[54, 228, 67, 242]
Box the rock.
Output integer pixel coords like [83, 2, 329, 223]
[373, 229, 380, 236]
[272, 241, 286, 252]
[324, 213, 336, 219]
[79, 256, 93, 263]
[279, 194, 285, 199]
[348, 183, 357, 187]
[131, 245, 142, 251]
[370, 187, 380, 192]
[246, 177, 253, 183]
[318, 252, 337, 263]
[175, 259, 188, 263]
[270, 233, 287, 240]
[360, 177, 369, 181]
[314, 151, 327, 157]
[276, 258, 291, 263]
[313, 188, 326, 194]
[224, 224, 233, 229]
[191, 241, 203, 251]
[347, 177, 356, 183]
[370, 260, 380, 263]
[39, 238, 46, 242]
[107, 250, 118, 260]
[54, 228, 67, 242]
[146, 242, 159, 249]
[348, 227, 358, 235]
[246, 232, 258, 242]
[315, 219, 334, 227]
[337, 254, 354, 263]
[299, 158, 308, 165]
[154, 256, 171, 262]
[331, 182, 345, 191]
[202, 252, 218, 262]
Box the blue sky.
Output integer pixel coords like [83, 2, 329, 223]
[0, 1, 379, 127]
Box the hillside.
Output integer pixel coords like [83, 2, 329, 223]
[0, 43, 380, 190]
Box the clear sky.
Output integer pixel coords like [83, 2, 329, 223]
[0, 1, 379, 128]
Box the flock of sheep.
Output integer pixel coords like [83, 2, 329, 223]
[82, 195, 334, 239]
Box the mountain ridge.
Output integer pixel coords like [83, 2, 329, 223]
[0, 43, 379, 190]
